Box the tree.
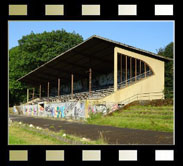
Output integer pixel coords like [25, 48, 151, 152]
[157, 42, 173, 99]
[9, 29, 83, 106]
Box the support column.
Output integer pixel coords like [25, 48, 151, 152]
[27, 89, 29, 103]
[140, 60, 142, 74]
[125, 55, 127, 85]
[58, 78, 60, 96]
[144, 63, 146, 77]
[39, 84, 41, 98]
[89, 68, 92, 95]
[135, 59, 137, 81]
[114, 48, 118, 92]
[71, 74, 74, 97]
[120, 55, 122, 83]
[32, 88, 35, 100]
[47, 82, 50, 98]
[130, 57, 132, 80]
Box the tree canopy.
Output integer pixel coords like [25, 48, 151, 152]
[157, 42, 174, 99]
[9, 30, 83, 106]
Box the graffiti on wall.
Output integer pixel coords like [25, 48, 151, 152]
[38, 104, 44, 117]
[50, 72, 116, 96]
[13, 106, 18, 114]
[23, 104, 38, 116]
[88, 102, 119, 115]
[21, 101, 118, 119]
[88, 104, 107, 114]
[22, 101, 85, 119]
[48, 70, 133, 96]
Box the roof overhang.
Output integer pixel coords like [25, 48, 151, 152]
[17, 35, 172, 86]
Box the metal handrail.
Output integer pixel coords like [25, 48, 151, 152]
[118, 91, 164, 106]
[26, 70, 154, 104]
[118, 70, 153, 89]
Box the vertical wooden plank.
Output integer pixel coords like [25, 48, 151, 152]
[135, 59, 137, 81]
[71, 74, 74, 97]
[140, 60, 141, 74]
[144, 63, 146, 77]
[39, 84, 41, 98]
[47, 82, 50, 97]
[89, 68, 92, 95]
[32, 88, 35, 100]
[58, 78, 60, 96]
[120, 54, 122, 83]
[27, 89, 29, 102]
[114, 48, 118, 92]
[130, 57, 132, 80]
[126, 55, 127, 85]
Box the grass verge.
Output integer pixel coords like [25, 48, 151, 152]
[87, 105, 173, 132]
[9, 122, 107, 145]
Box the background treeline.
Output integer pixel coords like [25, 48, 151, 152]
[9, 30, 83, 106]
[156, 42, 173, 99]
[9, 30, 173, 106]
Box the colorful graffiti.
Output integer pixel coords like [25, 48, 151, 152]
[13, 106, 18, 114]
[88, 104, 107, 114]
[22, 101, 86, 119]
[23, 104, 38, 116]
[21, 101, 118, 119]
[88, 102, 119, 115]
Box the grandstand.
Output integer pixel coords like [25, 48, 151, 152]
[16, 35, 171, 119]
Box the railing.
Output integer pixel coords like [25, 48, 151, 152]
[118, 91, 164, 107]
[118, 70, 153, 89]
[26, 70, 154, 104]
[86, 91, 164, 115]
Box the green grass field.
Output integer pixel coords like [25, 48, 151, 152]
[9, 122, 107, 145]
[87, 105, 173, 132]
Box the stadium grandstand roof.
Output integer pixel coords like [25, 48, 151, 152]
[17, 35, 172, 86]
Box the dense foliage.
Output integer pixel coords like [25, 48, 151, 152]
[9, 30, 83, 106]
[157, 42, 174, 99]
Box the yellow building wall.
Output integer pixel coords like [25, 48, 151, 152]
[99, 46, 165, 103]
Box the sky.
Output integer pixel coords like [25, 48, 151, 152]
[9, 21, 174, 53]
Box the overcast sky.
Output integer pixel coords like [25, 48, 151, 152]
[9, 21, 174, 53]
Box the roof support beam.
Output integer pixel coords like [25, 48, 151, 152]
[140, 60, 142, 74]
[120, 54, 122, 83]
[114, 48, 118, 92]
[135, 59, 137, 81]
[144, 63, 146, 77]
[32, 88, 35, 100]
[27, 89, 29, 103]
[89, 68, 92, 95]
[58, 78, 60, 96]
[130, 57, 132, 80]
[47, 82, 50, 98]
[39, 84, 41, 98]
[71, 74, 74, 98]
